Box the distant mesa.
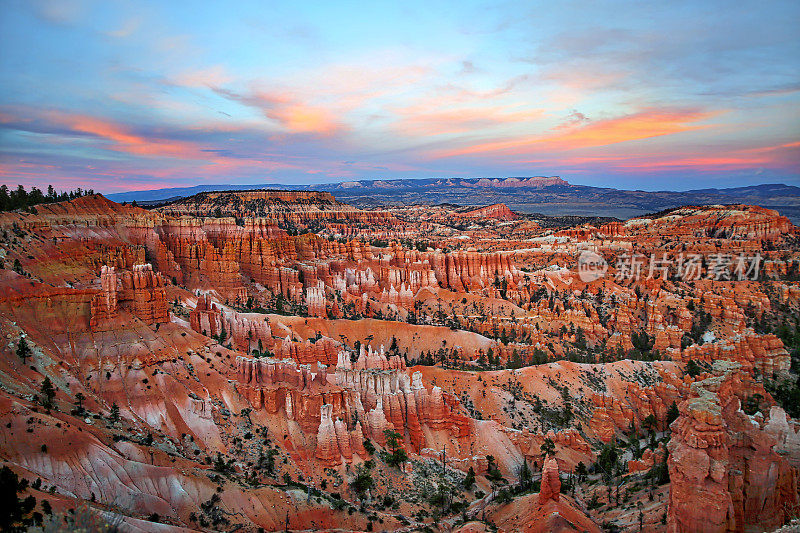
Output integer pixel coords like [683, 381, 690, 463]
[471, 176, 568, 188]
[330, 175, 569, 190]
[106, 175, 571, 203]
[105, 178, 800, 224]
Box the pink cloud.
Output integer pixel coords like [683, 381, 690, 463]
[509, 139, 799, 173]
[392, 105, 544, 137]
[43, 110, 212, 159]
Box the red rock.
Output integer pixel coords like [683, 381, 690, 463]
[674, 332, 790, 378]
[315, 403, 341, 466]
[667, 361, 798, 532]
[628, 445, 665, 473]
[538, 455, 561, 503]
[1, 191, 798, 531]
[456, 203, 518, 221]
[588, 372, 686, 441]
[90, 264, 169, 330]
[189, 293, 223, 338]
[625, 205, 794, 240]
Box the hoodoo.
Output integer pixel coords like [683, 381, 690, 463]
[0, 189, 797, 532]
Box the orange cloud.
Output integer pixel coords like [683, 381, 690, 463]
[213, 89, 341, 135]
[772, 141, 800, 150]
[267, 102, 340, 135]
[45, 111, 206, 159]
[1, 106, 307, 180]
[209, 55, 434, 136]
[433, 109, 722, 158]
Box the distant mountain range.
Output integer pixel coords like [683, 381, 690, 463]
[108, 177, 800, 223]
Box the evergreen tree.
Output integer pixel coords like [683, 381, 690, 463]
[518, 460, 532, 490]
[382, 429, 408, 468]
[74, 392, 85, 412]
[351, 462, 374, 500]
[666, 402, 680, 426]
[575, 326, 587, 350]
[575, 461, 588, 481]
[40, 377, 55, 409]
[686, 359, 703, 377]
[540, 437, 556, 457]
[642, 413, 657, 434]
[463, 466, 476, 489]
[15, 338, 31, 364]
[0, 466, 37, 532]
[485, 455, 504, 483]
[0, 184, 91, 212]
[109, 402, 120, 423]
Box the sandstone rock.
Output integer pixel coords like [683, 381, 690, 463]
[538, 455, 561, 503]
[456, 203, 518, 221]
[90, 264, 169, 329]
[667, 361, 798, 533]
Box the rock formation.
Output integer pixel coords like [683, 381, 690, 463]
[90, 264, 169, 329]
[667, 361, 798, 532]
[0, 191, 796, 532]
[457, 203, 518, 221]
[673, 332, 790, 378]
[538, 455, 561, 503]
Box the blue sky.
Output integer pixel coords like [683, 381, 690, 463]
[0, 0, 798, 193]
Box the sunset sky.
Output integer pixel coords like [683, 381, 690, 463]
[1, 0, 798, 193]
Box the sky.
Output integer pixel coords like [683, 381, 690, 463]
[0, 0, 798, 194]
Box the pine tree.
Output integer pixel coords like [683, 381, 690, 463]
[382, 429, 408, 468]
[40, 377, 55, 409]
[686, 359, 702, 377]
[643, 413, 657, 434]
[0, 466, 37, 531]
[463, 466, 476, 489]
[666, 401, 679, 426]
[109, 402, 120, 423]
[575, 461, 588, 481]
[486, 455, 504, 483]
[15, 338, 31, 364]
[74, 392, 85, 412]
[540, 437, 556, 457]
[518, 460, 532, 490]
